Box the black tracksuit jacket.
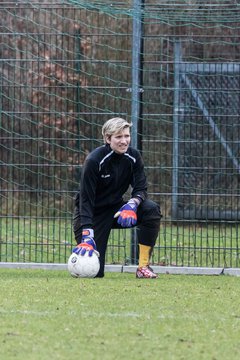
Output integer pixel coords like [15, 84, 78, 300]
[75, 143, 148, 228]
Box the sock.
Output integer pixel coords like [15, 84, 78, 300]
[138, 244, 151, 268]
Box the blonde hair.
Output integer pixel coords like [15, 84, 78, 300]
[102, 117, 132, 143]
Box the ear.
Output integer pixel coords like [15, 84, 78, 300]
[105, 135, 111, 144]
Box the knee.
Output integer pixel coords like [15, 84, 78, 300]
[139, 199, 162, 225]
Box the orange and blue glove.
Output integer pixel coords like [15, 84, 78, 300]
[73, 229, 99, 257]
[114, 199, 138, 228]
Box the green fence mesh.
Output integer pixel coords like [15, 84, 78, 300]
[1, 0, 240, 268]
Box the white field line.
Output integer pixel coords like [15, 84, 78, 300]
[0, 309, 231, 322]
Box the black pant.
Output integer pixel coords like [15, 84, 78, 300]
[73, 199, 161, 277]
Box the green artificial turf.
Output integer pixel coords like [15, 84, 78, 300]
[0, 269, 240, 360]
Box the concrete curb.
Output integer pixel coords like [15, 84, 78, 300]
[1, 262, 240, 276]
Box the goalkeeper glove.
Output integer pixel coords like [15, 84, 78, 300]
[114, 199, 139, 228]
[73, 229, 99, 257]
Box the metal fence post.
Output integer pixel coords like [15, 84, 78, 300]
[131, 0, 144, 264]
[172, 40, 181, 220]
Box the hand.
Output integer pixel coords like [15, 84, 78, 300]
[114, 199, 138, 227]
[73, 229, 99, 257]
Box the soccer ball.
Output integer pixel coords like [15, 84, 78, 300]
[67, 251, 100, 278]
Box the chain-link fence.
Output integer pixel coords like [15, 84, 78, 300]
[1, 0, 240, 268]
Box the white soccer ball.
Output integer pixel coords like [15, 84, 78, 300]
[67, 251, 100, 278]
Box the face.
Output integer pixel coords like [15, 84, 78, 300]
[106, 127, 131, 154]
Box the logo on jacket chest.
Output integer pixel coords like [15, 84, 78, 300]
[101, 174, 111, 178]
